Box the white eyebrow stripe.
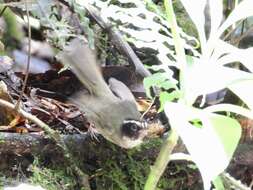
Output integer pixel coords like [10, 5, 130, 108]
[123, 120, 148, 128]
[123, 120, 141, 124]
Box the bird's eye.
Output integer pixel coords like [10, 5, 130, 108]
[130, 124, 138, 132]
[121, 120, 142, 139]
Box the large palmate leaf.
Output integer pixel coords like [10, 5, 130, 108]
[208, 0, 223, 40]
[217, 0, 253, 36]
[164, 102, 241, 190]
[179, 0, 253, 107]
[207, 0, 253, 55]
[84, 0, 199, 65]
[180, 0, 207, 48]
[159, 1, 253, 190]
[214, 40, 253, 72]
[228, 80, 253, 110]
[184, 61, 253, 104]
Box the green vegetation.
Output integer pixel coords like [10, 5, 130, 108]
[29, 162, 79, 190]
[0, 7, 23, 49]
[1, 0, 252, 189]
[0, 139, 201, 190]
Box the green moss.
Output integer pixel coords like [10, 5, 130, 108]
[94, 142, 156, 190]
[93, 138, 203, 190]
[0, 138, 202, 190]
[29, 159, 80, 190]
[93, 138, 177, 190]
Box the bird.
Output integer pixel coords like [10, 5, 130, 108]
[58, 37, 148, 148]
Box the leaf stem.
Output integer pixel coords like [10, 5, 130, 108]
[144, 1, 187, 189]
[164, 0, 187, 102]
[144, 129, 178, 190]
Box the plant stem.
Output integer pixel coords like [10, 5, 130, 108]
[164, 0, 187, 103]
[164, 0, 186, 65]
[144, 129, 178, 190]
[144, 1, 185, 189]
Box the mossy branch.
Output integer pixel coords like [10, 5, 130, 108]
[0, 98, 91, 190]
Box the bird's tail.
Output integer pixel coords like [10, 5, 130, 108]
[58, 38, 113, 97]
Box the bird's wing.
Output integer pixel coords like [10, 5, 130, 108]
[108, 77, 138, 106]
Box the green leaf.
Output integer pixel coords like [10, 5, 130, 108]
[159, 91, 180, 112]
[90, 0, 199, 68]
[204, 104, 253, 120]
[184, 62, 253, 103]
[228, 79, 253, 110]
[209, 114, 241, 159]
[218, 0, 253, 37]
[209, 0, 223, 40]
[73, 3, 94, 49]
[180, 0, 207, 47]
[164, 102, 241, 190]
[215, 41, 253, 72]
[143, 73, 178, 98]
[206, 0, 253, 55]
[213, 176, 225, 190]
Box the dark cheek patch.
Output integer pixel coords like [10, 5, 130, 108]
[121, 121, 142, 140]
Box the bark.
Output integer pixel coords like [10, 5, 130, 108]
[0, 132, 252, 167]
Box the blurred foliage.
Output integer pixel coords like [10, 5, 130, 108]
[0, 6, 23, 50]
[173, 0, 198, 37]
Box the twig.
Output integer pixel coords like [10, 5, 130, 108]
[140, 97, 157, 120]
[15, 0, 31, 110]
[0, 98, 91, 190]
[0, 6, 7, 17]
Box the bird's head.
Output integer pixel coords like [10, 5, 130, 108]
[93, 99, 148, 149]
